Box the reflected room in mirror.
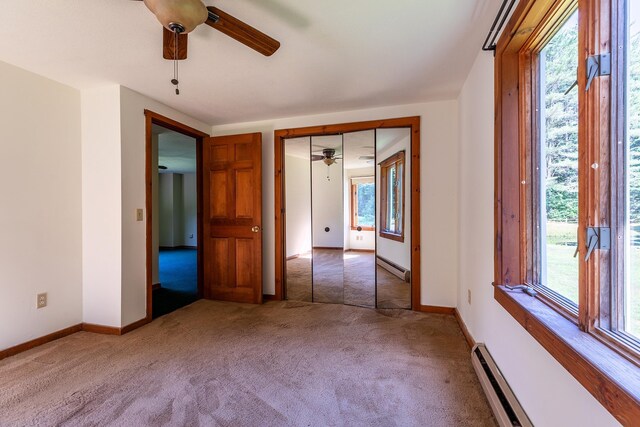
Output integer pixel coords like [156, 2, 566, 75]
[311, 135, 344, 304]
[376, 128, 411, 309]
[343, 130, 376, 308]
[284, 137, 312, 302]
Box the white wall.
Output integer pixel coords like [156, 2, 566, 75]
[457, 52, 619, 427]
[81, 85, 122, 327]
[312, 159, 344, 248]
[159, 173, 178, 247]
[158, 172, 196, 248]
[82, 85, 209, 328]
[182, 173, 197, 246]
[285, 155, 312, 257]
[376, 132, 412, 270]
[0, 60, 83, 350]
[211, 101, 459, 307]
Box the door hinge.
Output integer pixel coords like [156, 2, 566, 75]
[583, 226, 611, 261]
[585, 53, 611, 91]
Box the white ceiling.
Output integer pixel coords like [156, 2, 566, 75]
[0, 0, 497, 125]
[154, 124, 197, 173]
[285, 128, 408, 169]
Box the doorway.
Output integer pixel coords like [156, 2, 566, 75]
[145, 111, 208, 320]
[274, 117, 421, 310]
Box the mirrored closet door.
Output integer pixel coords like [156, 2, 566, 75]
[375, 128, 411, 309]
[311, 135, 344, 304]
[343, 130, 376, 308]
[284, 137, 312, 302]
[283, 127, 412, 310]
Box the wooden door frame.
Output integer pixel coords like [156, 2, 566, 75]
[274, 116, 422, 311]
[144, 110, 209, 320]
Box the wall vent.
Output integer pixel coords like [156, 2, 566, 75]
[471, 343, 533, 427]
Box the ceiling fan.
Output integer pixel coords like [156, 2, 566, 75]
[132, 0, 280, 92]
[312, 148, 342, 166]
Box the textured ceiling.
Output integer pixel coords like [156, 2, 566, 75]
[0, 0, 497, 125]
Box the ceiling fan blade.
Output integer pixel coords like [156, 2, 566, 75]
[163, 27, 188, 60]
[311, 155, 325, 161]
[205, 7, 280, 56]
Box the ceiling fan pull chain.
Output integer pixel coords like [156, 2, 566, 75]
[171, 31, 180, 95]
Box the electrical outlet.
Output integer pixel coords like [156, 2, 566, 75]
[136, 209, 144, 221]
[467, 289, 471, 305]
[37, 293, 47, 309]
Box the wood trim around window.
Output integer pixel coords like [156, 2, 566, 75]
[379, 151, 405, 242]
[494, 0, 640, 423]
[350, 177, 375, 231]
[274, 116, 421, 309]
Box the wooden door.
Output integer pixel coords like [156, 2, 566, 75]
[203, 133, 262, 304]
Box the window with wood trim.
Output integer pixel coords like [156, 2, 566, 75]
[350, 177, 375, 231]
[529, 7, 581, 315]
[379, 151, 405, 242]
[614, 0, 640, 347]
[495, 0, 640, 422]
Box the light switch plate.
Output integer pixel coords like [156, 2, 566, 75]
[136, 209, 144, 221]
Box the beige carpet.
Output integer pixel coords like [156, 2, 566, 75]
[0, 300, 496, 426]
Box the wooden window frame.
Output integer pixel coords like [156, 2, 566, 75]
[350, 177, 375, 231]
[521, 2, 581, 320]
[494, 0, 640, 424]
[379, 151, 405, 242]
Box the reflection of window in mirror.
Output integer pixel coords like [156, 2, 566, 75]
[380, 151, 405, 242]
[350, 177, 375, 231]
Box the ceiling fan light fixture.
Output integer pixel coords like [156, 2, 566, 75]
[143, 0, 208, 34]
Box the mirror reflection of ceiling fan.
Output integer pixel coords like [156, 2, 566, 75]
[131, 0, 280, 93]
[312, 148, 343, 166]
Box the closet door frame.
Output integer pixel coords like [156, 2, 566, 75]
[274, 116, 421, 310]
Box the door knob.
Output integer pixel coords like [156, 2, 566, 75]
[252, 226, 260, 233]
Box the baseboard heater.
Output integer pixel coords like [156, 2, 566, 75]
[471, 344, 532, 427]
[376, 256, 410, 282]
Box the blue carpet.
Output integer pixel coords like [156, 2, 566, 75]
[159, 248, 197, 293]
[153, 248, 198, 318]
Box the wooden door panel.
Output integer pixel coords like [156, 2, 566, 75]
[210, 170, 228, 218]
[203, 132, 262, 304]
[235, 143, 253, 161]
[211, 238, 230, 288]
[211, 145, 229, 163]
[235, 238, 254, 288]
[235, 169, 254, 218]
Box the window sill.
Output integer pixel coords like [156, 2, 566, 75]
[494, 285, 640, 425]
[379, 231, 404, 242]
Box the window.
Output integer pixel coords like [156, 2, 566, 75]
[379, 151, 405, 242]
[535, 10, 580, 311]
[494, 0, 640, 422]
[351, 177, 375, 231]
[618, 0, 640, 343]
